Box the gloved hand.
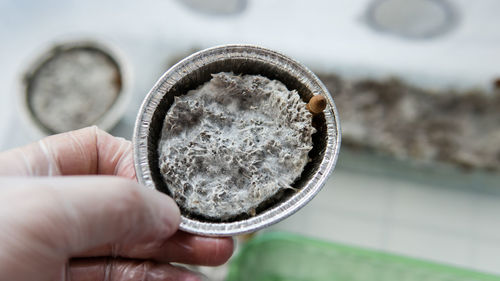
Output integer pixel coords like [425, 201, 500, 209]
[0, 126, 233, 281]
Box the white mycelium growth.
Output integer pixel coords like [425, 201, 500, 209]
[29, 48, 120, 133]
[158, 72, 315, 220]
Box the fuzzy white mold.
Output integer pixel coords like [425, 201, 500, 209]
[29, 48, 120, 133]
[158, 72, 315, 220]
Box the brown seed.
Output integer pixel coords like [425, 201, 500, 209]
[494, 78, 500, 90]
[306, 95, 327, 114]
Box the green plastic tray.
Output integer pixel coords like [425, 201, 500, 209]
[226, 232, 499, 281]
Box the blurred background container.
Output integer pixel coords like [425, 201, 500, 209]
[0, 0, 499, 279]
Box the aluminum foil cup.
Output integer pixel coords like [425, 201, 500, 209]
[19, 39, 132, 137]
[133, 45, 341, 236]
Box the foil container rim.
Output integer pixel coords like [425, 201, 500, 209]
[133, 44, 341, 236]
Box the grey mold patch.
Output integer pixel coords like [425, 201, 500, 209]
[158, 72, 315, 220]
[177, 0, 247, 16]
[28, 47, 121, 133]
[320, 73, 500, 172]
[365, 0, 459, 39]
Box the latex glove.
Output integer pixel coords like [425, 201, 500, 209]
[0, 126, 233, 281]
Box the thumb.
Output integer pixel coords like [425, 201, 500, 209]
[0, 176, 180, 281]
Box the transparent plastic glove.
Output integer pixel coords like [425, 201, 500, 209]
[0, 126, 233, 281]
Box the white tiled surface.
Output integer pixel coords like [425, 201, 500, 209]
[270, 153, 500, 275]
[475, 242, 500, 272]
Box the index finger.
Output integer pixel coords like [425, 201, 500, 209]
[78, 231, 234, 266]
[0, 126, 135, 178]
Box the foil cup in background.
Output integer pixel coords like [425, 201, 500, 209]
[133, 44, 341, 236]
[19, 39, 132, 137]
